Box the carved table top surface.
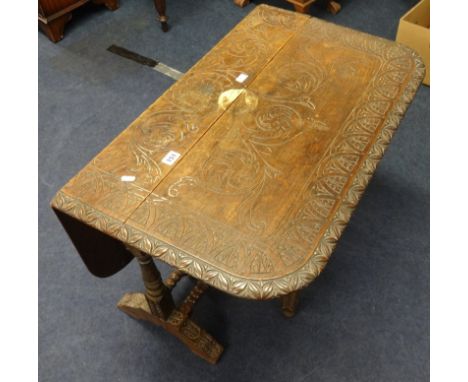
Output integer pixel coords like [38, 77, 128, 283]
[52, 4, 424, 299]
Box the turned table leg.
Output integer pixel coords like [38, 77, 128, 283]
[132, 248, 175, 319]
[153, 0, 169, 32]
[280, 291, 300, 318]
[118, 247, 223, 364]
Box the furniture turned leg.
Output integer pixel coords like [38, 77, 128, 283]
[92, 0, 120, 11]
[132, 248, 175, 319]
[165, 269, 187, 290]
[117, 248, 223, 364]
[280, 291, 299, 318]
[234, 0, 250, 8]
[38, 13, 71, 43]
[326, 0, 341, 14]
[153, 0, 169, 32]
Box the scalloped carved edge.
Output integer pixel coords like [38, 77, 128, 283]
[51, 49, 425, 302]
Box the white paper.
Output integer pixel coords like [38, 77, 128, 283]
[235, 73, 249, 83]
[161, 150, 181, 165]
[120, 175, 136, 182]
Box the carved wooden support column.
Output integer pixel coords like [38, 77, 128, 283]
[280, 291, 300, 318]
[131, 248, 175, 320]
[117, 248, 223, 363]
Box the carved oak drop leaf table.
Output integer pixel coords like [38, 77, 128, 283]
[51, 5, 425, 364]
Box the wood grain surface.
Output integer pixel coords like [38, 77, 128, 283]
[52, 4, 425, 299]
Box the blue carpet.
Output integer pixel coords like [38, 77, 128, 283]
[39, 0, 429, 381]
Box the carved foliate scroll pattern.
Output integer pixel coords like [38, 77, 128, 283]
[129, 29, 422, 282]
[52, 9, 425, 300]
[53, 190, 314, 298]
[273, 24, 425, 270]
[152, 27, 423, 273]
[129, 194, 278, 277]
[256, 4, 307, 30]
[61, 165, 148, 219]
[135, 57, 329, 272]
[191, 58, 328, 237]
[88, 5, 308, 192]
[117, 292, 223, 364]
[169, 310, 223, 359]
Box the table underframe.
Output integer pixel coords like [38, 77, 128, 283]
[118, 248, 300, 363]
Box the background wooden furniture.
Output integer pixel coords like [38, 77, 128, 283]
[51, 4, 424, 363]
[38, 0, 118, 42]
[234, 0, 341, 14]
[153, 0, 168, 32]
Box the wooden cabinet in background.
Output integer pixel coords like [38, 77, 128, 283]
[38, 0, 119, 43]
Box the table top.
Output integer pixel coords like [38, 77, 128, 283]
[52, 5, 424, 299]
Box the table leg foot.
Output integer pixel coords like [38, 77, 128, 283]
[153, 0, 169, 32]
[39, 13, 71, 43]
[92, 0, 120, 11]
[234, 0, 250, 8]
[293, 3, 312, 14]
[118, 292, 223, 364]
[280, 291, 299, 318]
[326, 1, 341, 15]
